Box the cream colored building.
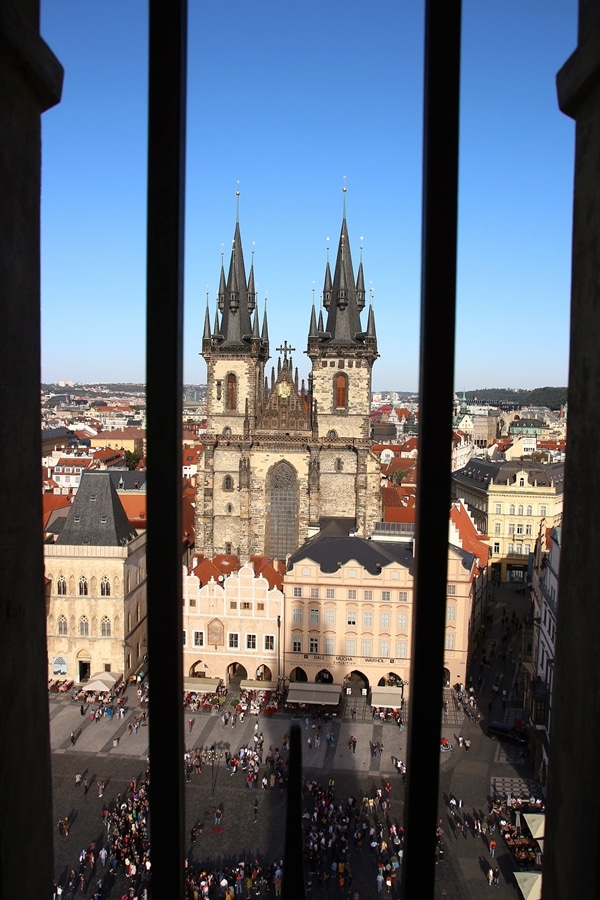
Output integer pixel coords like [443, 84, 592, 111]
[182, 562, 284, 689]
[45, 471, 147, 683]
[451, 459, 564, 582]
[283, 534, 478, 705]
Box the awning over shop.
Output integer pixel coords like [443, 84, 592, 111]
[240, 680, 278, 689]
[514, 872, 542, 900]
[183, 677, 222, 692]
[286, 683, 342, 705]
[523, 813, 545, 840]
[370, 687, 404, 708]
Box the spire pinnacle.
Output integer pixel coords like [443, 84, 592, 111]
[235, 182, 240, 223]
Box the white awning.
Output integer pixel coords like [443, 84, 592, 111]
[514, 872, 542, 900]
[183, 677, 222, 692]
[240, 680, 278, 689]
[370, 687, 404, 708]
[286, 683, 341, 705]
[523, 813, 545, 840]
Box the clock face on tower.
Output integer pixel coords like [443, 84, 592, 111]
[277, 381, 291, 398]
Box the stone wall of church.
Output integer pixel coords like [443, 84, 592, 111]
[205, 357, 263, 434]
[311, 357, 373, 440]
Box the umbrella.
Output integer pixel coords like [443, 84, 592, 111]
[523, 813, 545, 840]
[514, 872, 542, 900]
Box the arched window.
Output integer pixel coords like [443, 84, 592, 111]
[225, 503, 233, 514]
[226, 373, 237, 410]
[518, 505, 524, 516]
[100, 576, 111, 597]
[335, 458, 344, 473]
[78, 576, 88, 596]
[526, 505, 533, 516]
[223, 475, 234, 491]
[101, 616, 111, 637]
[335, 373, 348, 410]
[57, 576, 67, 596]
[58, 615, 67, 635]
[79, 616, 89, 636]
[509, 505, 515, 516]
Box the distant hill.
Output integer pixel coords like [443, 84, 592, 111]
[466, 387, 567, 410]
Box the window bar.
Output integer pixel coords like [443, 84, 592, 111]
[402, 1, 461, 897]
[146, 1, 187, 896]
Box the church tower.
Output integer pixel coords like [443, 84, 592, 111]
[196, 193, 381, 560]
[306, 190, 381, 539]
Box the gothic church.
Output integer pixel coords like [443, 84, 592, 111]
[196, 200, 381, 559]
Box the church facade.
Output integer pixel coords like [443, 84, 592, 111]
[196, 203, 381, 560]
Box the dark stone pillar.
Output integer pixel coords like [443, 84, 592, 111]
[545, 8, 600, 898]
[0, 3, 63, 897]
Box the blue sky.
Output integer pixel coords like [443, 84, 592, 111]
[40, 1, 575, 392]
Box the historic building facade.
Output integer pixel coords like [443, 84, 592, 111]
[182, 562, 284, 688]
[44, 471, 147, 682]
[196, 201, 381, 560]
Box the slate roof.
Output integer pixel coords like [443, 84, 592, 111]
[287, 532, 414, 576]
[108, 470, 147, 491]
[56, 471, 137, 546]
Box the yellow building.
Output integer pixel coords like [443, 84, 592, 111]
[283, 532, 479, 706]
[451, 459, 564, 583]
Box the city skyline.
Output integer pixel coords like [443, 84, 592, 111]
[40, 2, 575, 391]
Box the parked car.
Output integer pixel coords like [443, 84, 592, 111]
[487, 721, 529, 745]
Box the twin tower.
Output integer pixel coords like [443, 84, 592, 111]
[195, 203, 381, 561]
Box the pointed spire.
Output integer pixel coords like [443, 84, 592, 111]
[356, 238, 366, 311]
[203, 304, 211, 341]
[308, 303, 318, 338]
[261, 300, 269, 343]
[323, 212, 362, 343]
[252, 307, 260, 338]
[366, 302, 377, 340]
[218, 256, 226, 312]
[247, 244, 256, 313]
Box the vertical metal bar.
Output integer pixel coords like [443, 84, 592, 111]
[402, 1, 461, 896]
[146, 2, 187, 895]
[282, 723, 306, 899]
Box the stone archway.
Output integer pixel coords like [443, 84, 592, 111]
[344, 669, 369, 696]
[256, 664, 272, 681]
[227, 662, 248, 687]
[315, 668, 333, 684]
[289, 666, 308, 682]
[378, 672, 404, 688]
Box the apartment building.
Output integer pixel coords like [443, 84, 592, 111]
[283, 531, 480, 705]
[451, 459, 564, 583]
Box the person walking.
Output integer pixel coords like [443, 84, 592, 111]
[489, 838, 497, 858]
[487, 866, 494, 886]
[70, 731, 76, 746]
[493, 866, 500, 886]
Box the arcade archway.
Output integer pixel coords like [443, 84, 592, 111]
[315, 668, 333, 684]
[289, 666, 308, 682]
[377, 672, 405, 689]
[256, 664, 273, 681]
[227, 662, 248, 686]
[344, 669, 369, 696]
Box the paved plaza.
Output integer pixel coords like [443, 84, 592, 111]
[50, 583, 540, 898]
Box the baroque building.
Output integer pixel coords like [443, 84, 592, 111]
[196, 199, 381, 559]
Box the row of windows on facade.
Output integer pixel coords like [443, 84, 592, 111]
[292, 607, 457, 627]
[492, 542, 532, 556]
[187, 598, 268, 611]
[494, 503, 547, 516]
[217, 372, 351, 411]
[57, 575, 112, 596]
[289, 633, 458, 654]
[184, 630, 275, 651]
[493, 521, 535, 535]
[290, 586, 456, 600]
[56, 615, 113, 636]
